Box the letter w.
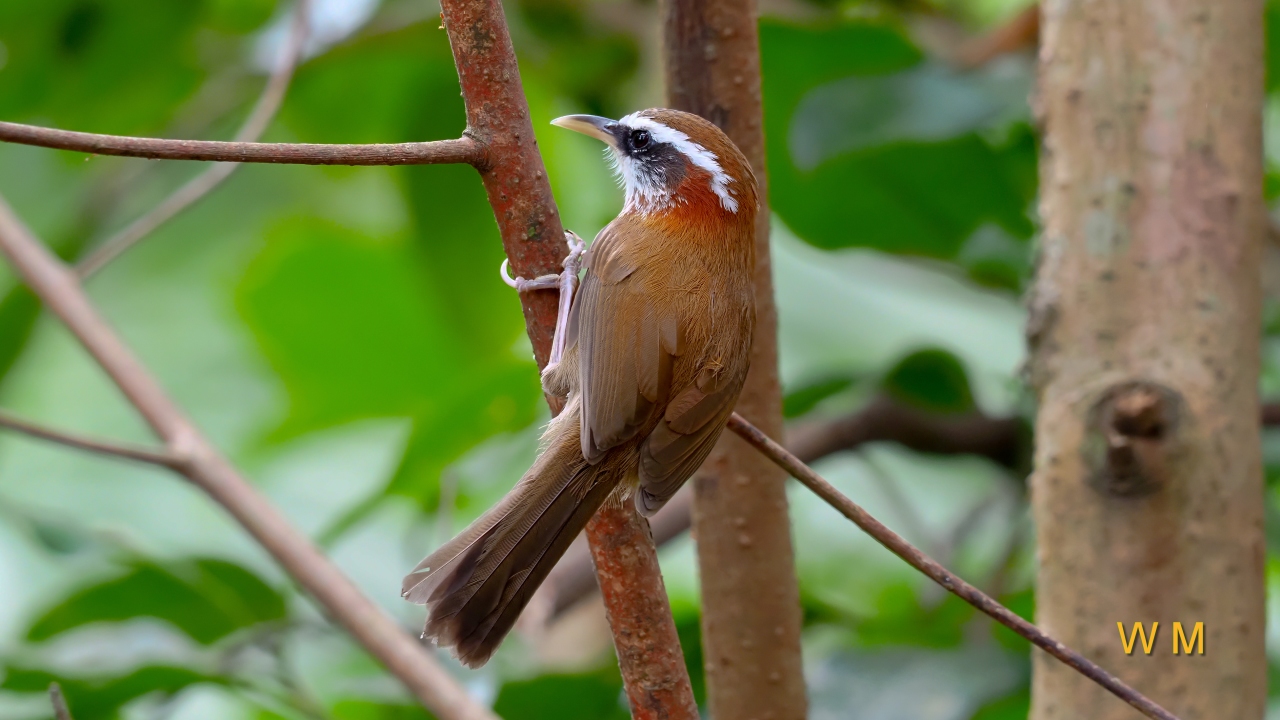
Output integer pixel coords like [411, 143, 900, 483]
[1117, 622, 1159, 655]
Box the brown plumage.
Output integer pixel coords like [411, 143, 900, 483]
[401, 108, 758, 668]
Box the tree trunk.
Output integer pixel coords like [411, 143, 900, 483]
[1030, 1, 1266, 718]
[661, 1, 808, 718]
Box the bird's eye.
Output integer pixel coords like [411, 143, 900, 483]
[630, 129, 651, 151]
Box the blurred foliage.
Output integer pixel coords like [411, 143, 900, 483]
[493, 666, 628, 720]
[0, 0, 1276, 717]
[760, 19, 1037, 290]
[26, 558, 285, 645]
[3, 665, 225, 720]
[881, 348, 976, 414]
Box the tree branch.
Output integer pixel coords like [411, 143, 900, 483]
[586, 503, 700, 719]
[0, 409, 183, 469]
[0, 122, 484, 167]
[662, 0, 808, 713]
[0, 197, 495, 720]
[787, 396, 1030, 474]
[542, 396, 1025, 615]
[724, 412, 1182, 720]
[543, 395, 1280, 617]
[76, 0, 314, 279]
[48, 683, 73, 720]
[435, 0, 696, 714]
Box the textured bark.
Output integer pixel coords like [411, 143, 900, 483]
[1030, 1, 1266, 718]
[587, 504, 699, 720]
[439, 0, 565, 370]
[439, 0, 696, 710]
[661, 1, 808, 717]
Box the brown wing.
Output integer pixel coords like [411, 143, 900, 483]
[635, 364, 746, 516]
[575, 222, 680, 463]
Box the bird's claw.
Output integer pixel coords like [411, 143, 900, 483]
[499, 231, 586, 292]
[501, 259, 560, 291]
[563, 231, 585, 270]
[501, 230, 586, 368]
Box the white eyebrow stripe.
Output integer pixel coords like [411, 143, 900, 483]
[620, 113, 739, 213]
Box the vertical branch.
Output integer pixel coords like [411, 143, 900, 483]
[661, 0, 808, 716]
[586, 504, 700, 719]
[436, 0, 697, 714]
[1031, 0, 1266, 717]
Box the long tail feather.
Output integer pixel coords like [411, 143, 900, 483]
[401, 414, 618, 668]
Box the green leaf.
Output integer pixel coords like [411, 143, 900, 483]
[760, 19, 1037, 282]
[26, 558, 286, 645]
[782, 376, 856, 418]
[493, 666, 629, 720]
[1, 665, 223, 720]
[880, 348, 976, 413]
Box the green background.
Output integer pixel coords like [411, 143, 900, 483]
[0, 0, 1275, 718]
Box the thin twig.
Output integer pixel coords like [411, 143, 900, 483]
[49, 683, 72, 720]
[0, 409, 183, 469]
[77, 0, 314, 279]
[725, 412, 1181, 720]
[0, 197, 495, 720]
[0, 121, 484, 167]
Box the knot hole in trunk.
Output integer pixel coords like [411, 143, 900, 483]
[1084, 380, 1184, 497]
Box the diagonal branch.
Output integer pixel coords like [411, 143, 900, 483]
[543, 396, 1027, 616]
[724, 412, 1182, 720]
[0, 196, 495, 720]
[76, 0, 314, 279]
[0, 122, 484, 167]
[0, 409, 183, 469]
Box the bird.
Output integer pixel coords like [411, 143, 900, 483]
[401, 108, 759, 668]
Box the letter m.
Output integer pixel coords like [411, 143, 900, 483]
[1117, 622, 1159, 655]
[1173, 622, 1204, 655]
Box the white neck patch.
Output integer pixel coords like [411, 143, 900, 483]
[610, 113, 739, 215]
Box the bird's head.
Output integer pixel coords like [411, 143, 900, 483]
[551, 109, 757, 223]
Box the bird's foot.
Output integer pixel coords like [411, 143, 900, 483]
[500, 231, 586, 368]
[500, 231, 585, 292]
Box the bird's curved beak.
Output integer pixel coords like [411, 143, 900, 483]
[551, 115, 622, 148]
